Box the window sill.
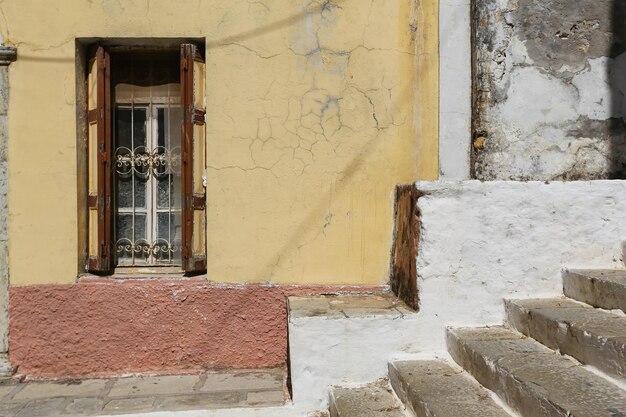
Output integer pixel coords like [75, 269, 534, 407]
[77, 271, 207, 283]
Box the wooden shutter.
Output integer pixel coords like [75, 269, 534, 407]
[181, 44, 207, 274]
[86, 46, 113, 273]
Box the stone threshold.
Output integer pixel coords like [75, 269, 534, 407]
[288, 293, 414, 319]
[0, 368, 287, 417]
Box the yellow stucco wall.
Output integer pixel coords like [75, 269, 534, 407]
[1, 0, 438, 286]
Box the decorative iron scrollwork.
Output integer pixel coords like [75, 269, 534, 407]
[115, 146, 181, 177]
[116, 238, 181, 259]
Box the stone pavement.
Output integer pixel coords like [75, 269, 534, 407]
[0, 368, 286, 417]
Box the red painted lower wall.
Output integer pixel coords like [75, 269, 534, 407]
[9, 280, 382, 379]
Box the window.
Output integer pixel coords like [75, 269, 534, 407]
[85, 44, 207, 275]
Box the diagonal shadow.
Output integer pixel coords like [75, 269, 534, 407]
[256, 83, 417, 282]
[206, 0, 345, 50]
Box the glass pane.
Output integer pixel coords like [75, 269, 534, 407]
[133, 109, 147, 148]
[169, 107, 183, 212]
[132, 213, 147, 242]
[115, 214, 133, 263]
[116, 177, 132, 208]
[116, 213, 133, 241]
[115, 213, 147, 264]
[115, 108, 132, 150]
[158, 108, 166, 149]
[115, 107, 147, 148]
[133, 213, 149, 264]
[155, 212, 182, 263]
[115, 175, 148, 208]
[157, 176, 171, 209]
[169, 106, 183, 176]
[156, 212, 182, 240]
[116, 175, 146, 209]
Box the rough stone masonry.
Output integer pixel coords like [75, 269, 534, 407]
[0, 45, 16, 370]
[473, 0, 626, 180]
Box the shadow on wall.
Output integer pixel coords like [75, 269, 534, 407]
[610, 1, 626, 178]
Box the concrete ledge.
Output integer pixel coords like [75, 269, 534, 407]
[288, 295, 420, 409]
[289, 294, 412, 319]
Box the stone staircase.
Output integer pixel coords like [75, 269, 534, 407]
[329, 268, 626, 417]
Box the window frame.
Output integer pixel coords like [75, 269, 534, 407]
[76, 39, 207, 278]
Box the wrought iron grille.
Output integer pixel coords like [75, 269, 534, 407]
[113, 100, 183, 267]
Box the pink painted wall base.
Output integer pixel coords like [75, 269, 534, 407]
[9, 280, 382, 379]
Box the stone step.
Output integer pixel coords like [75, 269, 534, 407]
[329, 382, 405, 417]
[447, 326, 626, 417]
[288, 294, 419, 409]
[389, 360, 511, 417]
[506, 297, 626, 379]
[563, 269, 626, 312]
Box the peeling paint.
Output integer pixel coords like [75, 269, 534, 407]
[473, 0, 626, 180]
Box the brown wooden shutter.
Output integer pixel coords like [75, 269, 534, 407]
[87, 46, 113, 273]
[181, 44, 207, 274]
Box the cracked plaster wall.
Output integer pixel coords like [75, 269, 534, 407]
[0, 0, 438, 286]
[473, 0, 626, 180]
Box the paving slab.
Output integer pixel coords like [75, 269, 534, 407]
[63, 397, 105, 415]
[108, 374, 199, 397]
[0, 354, 11, 378]
[0, 367, 287, 416]
[103, 397, 155, 412]
[448, 326, 626, 417]
[200, 369, 283, 392]
[563, 269, 626, 312]
[155, 392, 246, 411]
[0, 402, 24, 417]
[12, 379, 108, 401]
[15, 398, 66, 417]
[506, 297, 626, 378]
[389, 360, 511, 417]
[0, 381, 18, 400]
[329, 382, 405, 417]
[246, 390, 287, 406]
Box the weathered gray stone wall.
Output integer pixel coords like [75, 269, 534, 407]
[0, 63, 8, 355]
[0, 47, 15, 363]
[473, 0, 626, 180]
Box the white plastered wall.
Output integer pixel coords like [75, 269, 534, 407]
[438, 0, 471, 179]
[415, 180, 626, 335]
